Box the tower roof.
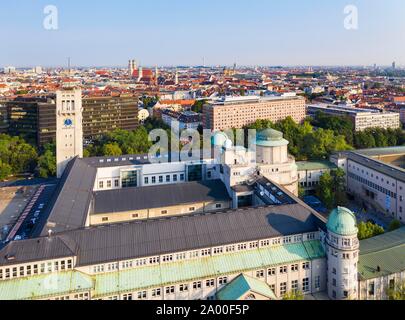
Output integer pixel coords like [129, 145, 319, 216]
[326, 207, 358, 236]
[255, 129, 289, 147]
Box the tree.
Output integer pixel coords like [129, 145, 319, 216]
[316, 172, 335, 209]
[358, 222, 385, 240]
[0, 160, 12, 180]
[283, 290, 304, 300]
[387, 280, 405, 300]
[37, 150, 56, 178]
[191, 100, 207, 114]
[102, 143, 122, 156]
[388, 219, 401, 232]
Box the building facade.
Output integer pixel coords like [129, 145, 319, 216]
[203, 95, 306, 131]
[3, 94, 138, 146]
[56, 88, 83, 178]
[308, 104, 401, 131]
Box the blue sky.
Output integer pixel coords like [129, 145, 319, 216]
[0, 0, 404, 67]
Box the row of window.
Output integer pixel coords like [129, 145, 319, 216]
[255, 262, 311, 278]
[144, 174, 185, 185]
[119, 278, 229, 300]
[0, 259, 73, 280]
[91, 233, 317, 274]
[348, 172, 397, 199]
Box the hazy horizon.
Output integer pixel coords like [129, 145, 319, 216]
[1, 0, 405, 67]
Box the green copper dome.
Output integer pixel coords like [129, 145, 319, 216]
[326, 207, 358, 236]
[255, 129, 289, 147]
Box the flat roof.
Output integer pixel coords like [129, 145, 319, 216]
[296, 161, 337, 172]
[348, 152, 405, 184]
[92, 180, 231, 215]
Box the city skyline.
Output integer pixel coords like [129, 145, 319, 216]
[1, 0, 405, 67]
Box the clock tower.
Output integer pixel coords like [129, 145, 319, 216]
[56, 88, 83, 178]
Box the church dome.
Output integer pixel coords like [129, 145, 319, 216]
[255, 129, 289, 147]
[326, 207, 358, 236]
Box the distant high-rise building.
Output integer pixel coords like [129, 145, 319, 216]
[56, 88, 83, 178]
[33, 66, 43, 74]
[392, 61, 396, 70]
[3, 66, 16, 74]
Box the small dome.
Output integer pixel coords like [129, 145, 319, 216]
[224, 139, 233, 149]
[212, 131, 229, 147]
[255, 129, 289, 147]
[326, 207, 358, 236]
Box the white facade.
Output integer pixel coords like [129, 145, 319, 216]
[56, 89, 84, 178]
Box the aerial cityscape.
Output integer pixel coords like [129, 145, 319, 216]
[0, 0, 404, 304]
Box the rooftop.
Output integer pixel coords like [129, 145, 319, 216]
[92, 180, 231, 215]
[358, 227, 405, 280]
[0, 203, 324, 268]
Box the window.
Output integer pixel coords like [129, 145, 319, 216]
[173, 175, 178, 182]
[315, 276, 321, 289]
[206, 279, 215, 288]
[152, 289, 161, 297]
[268, 268, 276, 276]
[193, 281, 202, 290]
[332, 278, 337, 287]
[122, 294, 133, 300]
[159, 176, 163, 183]
[165, 286, 175, 295]
[137, 291, 147, 300]
[216, 204, 222, 209]
[180, 174, 185, 181]
[102, 217, 109, 222]
[99, 181, 104, 189]
[114, 179, 119, 187]
[302, 262, 310, 270]
[291, 280, 298, 291]
[152, 176, 156, 184]
[256, 270, 264, 278]
[132, 214, 139, 218]
[368, 282, 375, 296]
[161, 210, 168, 215]
[280, 282, 287, 295]
[107, 180, 112, 188]
[179, 284, 189, 292]
[144, 177, 149, 185]
[218, 277, 228, 285]
[189, 207, 196, 212]
[302, 278, 310, 292]
[279, 266, 287, 274]
[166, 175, 171, 182]
[291, 264, 299, 272]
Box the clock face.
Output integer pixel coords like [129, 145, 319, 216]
[64, 119, 73, 127]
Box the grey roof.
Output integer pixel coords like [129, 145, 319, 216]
[41, 158, 97, 236]
[0, 203, 323, 267]
[347, 152, 405, 184]
[92, 180, 231, 215]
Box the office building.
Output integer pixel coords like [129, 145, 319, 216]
[307, 104, 400, 131]
[3, 95, 139, 146]
[331, 146, 405, 222]
[203, 95, 306, 131]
